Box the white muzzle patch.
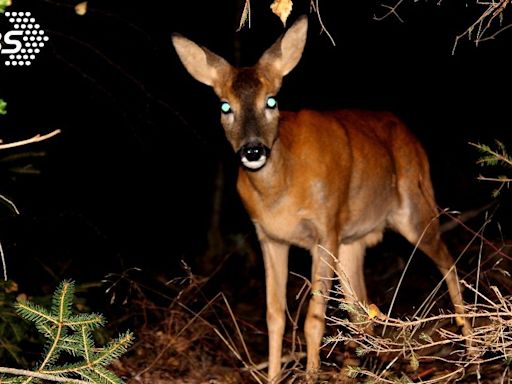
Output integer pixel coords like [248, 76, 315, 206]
[241, 156, 267, 170]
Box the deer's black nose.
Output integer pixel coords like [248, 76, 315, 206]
[238, 142, 270, 171]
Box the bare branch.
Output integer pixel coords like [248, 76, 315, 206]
[0, 367, 90, 383]
[373, 0, 512, 52]
[0, 129, 61, 150]
[310, 0, 336, 45]
[452, 0, 511, 53]
[373, 0, 405, 23]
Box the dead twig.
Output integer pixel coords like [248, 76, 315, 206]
[0, 129, 61, 150]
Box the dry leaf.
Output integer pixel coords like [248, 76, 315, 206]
[270, 0, 292, 26]
[5, 280, 18, 293]
[237, 0, 251, 31]
[75, 1, 87, 16]
[16, 293, 27, 302]
[368, 303, 385, 320]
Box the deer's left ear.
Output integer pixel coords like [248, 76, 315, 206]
[258, 15, 308, 77]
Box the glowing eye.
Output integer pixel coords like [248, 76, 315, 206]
[266, 96, 277, 109]
[221, 101, 232, 114]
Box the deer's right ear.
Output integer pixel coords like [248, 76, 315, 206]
[172, 34, 231, 87]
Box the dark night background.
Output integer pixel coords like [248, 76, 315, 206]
[0, 0, 511, 362]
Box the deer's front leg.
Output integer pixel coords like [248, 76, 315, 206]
[305, 241, 337, 373]
[259, 235, 290, 382]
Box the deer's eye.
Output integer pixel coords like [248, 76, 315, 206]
[266, 96, 277, 109]
[221, 101, 232, 114]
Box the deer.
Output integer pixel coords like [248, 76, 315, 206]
[172, 15, 471, 382]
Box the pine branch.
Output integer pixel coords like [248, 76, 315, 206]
[0, 99, 6, 115]
[65, 313, 105, 331]
[470, 141, 512, 168]
[51, 280, 74, 321]
[470, 141, 512, 196]
[0, 280, 134, 384]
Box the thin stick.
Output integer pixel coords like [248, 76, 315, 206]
[0, 129, 61, 150]
[0, 240, 6, 281]
[0, 367, 90, 383]
[313, 0, 336, 46]
[0, 194, 20, 215]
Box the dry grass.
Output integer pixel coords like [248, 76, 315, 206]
[107, 263, 269, 383]
[324, 237, 512, 384]
[110, 223, 512, 383]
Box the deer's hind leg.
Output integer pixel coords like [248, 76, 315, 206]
[389, 190, 471, 337]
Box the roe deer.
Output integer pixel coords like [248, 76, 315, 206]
[172, 15, 471, 382]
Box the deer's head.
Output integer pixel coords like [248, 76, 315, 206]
[172, 16, 308, 170]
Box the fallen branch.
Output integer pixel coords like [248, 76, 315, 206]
[0, 129, 61, 150]
[0, 367, 90, 384]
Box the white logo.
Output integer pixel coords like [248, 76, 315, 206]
[0, 11, 49, 66]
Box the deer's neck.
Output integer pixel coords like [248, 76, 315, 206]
[237, 137, 290, 207]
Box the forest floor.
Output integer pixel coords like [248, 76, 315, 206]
[108, 230, 512, 384]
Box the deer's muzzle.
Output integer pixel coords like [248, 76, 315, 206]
[238, 142, 270, 171]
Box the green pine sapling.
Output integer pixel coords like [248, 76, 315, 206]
[0, 280, 134, 384]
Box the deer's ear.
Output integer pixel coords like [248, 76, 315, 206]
[258, 15, 308, 77]
[172, 34, 232, 87]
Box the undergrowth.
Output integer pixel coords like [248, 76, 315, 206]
[107, 219, 512, 383]
[0, 280, 133, 384]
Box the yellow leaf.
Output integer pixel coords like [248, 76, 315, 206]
[75, 1, 87, 16]
[368, 304, 384, 319]
[270, 0, 292, 26]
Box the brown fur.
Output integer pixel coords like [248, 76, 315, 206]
[172, 16, 470, 383]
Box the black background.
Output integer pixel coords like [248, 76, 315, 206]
[0, 0, 510, 298]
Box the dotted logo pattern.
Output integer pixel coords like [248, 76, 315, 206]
[3, 11, 48, 66]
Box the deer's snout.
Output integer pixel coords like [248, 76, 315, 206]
[238, 142, 270, 171]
